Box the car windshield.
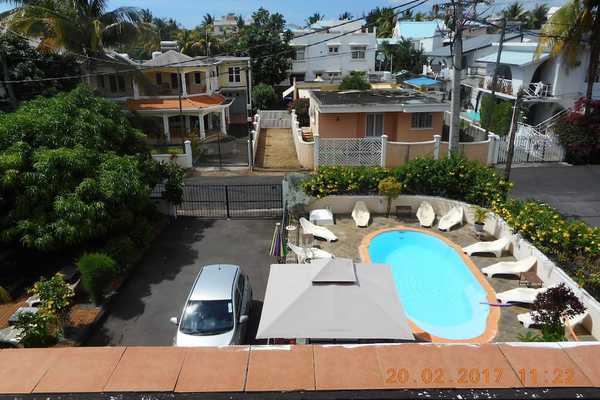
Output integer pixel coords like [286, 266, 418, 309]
[179, 300, 234, 335]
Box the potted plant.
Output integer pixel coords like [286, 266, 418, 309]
[472, 206, 488, 233]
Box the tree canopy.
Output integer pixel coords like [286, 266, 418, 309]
[338, 71, 371, 90]
[0, 86, 181, 252]
[378, 38, 426, 74]
[365, 7, 396, 37]
[235, 8, 293, 86]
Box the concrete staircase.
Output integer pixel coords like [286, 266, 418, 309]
[254, 128, 302, 170]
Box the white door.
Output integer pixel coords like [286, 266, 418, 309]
[365, 113, 384, 137]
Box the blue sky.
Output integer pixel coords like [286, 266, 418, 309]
[0, 0, 569, 28]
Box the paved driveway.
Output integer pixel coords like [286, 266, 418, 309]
[86, 219, 277, 346]
[509, 164, 600, 226]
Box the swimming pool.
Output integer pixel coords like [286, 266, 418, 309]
[362, 228, 498, 342]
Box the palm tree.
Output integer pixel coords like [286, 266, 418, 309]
[202, 13, 214, 28]
[502, 1, 527, 22]
[527, 4, 549, 29]
[2, 0, 150, 55]
[177, 29, 203, 56]
[366, 7, 396, 37]
[537, 0, 600, 113]
[305, 12, 323, 27]
[338, 11, 353, 20]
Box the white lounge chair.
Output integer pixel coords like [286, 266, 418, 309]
[438, 206, 463, 231]
[481, 256, 537, 277]
[288, 243, 334, 263]
[518, 310, 589, 329]
[416, 201, 435, 228]
[463, 236, 512, 258]
[351, 201, 370, 227]
[299, 217, 338, 242]
[497, 287, 548, 304]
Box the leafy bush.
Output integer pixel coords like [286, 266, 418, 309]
[554, 98, 600, 164]
[161, 162, 184, 205]
[29, 273, 74, 324]
[104, 235, 137, 270]
[378, 177, 403, 216]
[77, 253, 119, 304]
[289, 98, 310, 127]
[15, 312, 57, 348]
[532, 283, 586, 339]
[480, 95, 514, 136]
[252, 83, 278, 111]
[339, 71, 371, 90]
[302, 156, 511, 207]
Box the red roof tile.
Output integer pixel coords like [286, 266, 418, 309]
[126, 95, 225, 112]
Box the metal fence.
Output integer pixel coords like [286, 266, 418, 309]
[318, 137, 383, 166]
[496, 133, 565, 163]
[171, 183, 283, 219]
[259, 110, 291, 128]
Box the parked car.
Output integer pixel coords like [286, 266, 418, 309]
[170, 264, 252, 346]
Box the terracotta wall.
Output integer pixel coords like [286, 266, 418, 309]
[385, 141, 436, 167]
[460, 142, 489, 164]
[318, 113, 363, 138]
[395, 112, 443, 142]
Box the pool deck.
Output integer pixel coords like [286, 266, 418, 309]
[290, 216, 595, 343]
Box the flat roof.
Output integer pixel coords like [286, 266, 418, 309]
[126, 94, 225, 112]
[311, 89, 446, 107]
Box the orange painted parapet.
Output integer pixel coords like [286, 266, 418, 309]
[126, 94, 226, 111]
[359, 225, 500, 344]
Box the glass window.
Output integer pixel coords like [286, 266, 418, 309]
[366, 113, 384, 136]
[179, 300, 234, 335]
[194, 72, 202, 84]
[156, 73, 162, 85]
[294, 47, 305, 61]
[108, 75, 117, 93]
[351, 46, 366, 60]
[97, 75, 105, 89]
[411, 113, 433, 129]
[171, 73, 179, 89]
[328, 46, 339, 54]
[235, 275, 244, 314]
[228, 67, 241, 83]
[117, 75, 125, 92]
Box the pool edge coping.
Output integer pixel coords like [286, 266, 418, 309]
[358, 225, 500, 344]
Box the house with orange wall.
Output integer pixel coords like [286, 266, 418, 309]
[306, 89, 449, 142]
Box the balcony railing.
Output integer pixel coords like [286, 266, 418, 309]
[524, 82, 553, 98]
[484, 77, 513, 96]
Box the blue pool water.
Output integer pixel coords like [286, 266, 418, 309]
[368, 230, 490, 340]
[463, 110, 481, 122]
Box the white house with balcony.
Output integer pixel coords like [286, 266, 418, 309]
[289, 20, 377, 82]
[89, 50, 251, 143]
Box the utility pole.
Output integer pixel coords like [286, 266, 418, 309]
[483, 17, 506, 136]
[504, 90, 524, 180]
[448, 0, 463, 155]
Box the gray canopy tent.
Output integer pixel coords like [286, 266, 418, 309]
[256, 258, 414, 342]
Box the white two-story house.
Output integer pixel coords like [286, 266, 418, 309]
[89, 50, 251, 143]
[289, 20, 377, 82]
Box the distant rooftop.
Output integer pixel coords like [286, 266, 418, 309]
[310, 89, 446, 108]
[142, 50, 249, 67]
[426, 33, 523, 57]
[476, 49, 550, 67]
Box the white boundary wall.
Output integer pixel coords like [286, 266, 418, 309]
[290, 110, 315, 169]
[308, 194, 600, 339]
[151, 140, 193, 169]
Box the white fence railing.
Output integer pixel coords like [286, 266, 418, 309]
[259, 110, 291, 128]
[496, 130, 565, 163]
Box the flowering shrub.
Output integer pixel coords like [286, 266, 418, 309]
[302, 156, 511, 207]
[555, 98, 600, 164]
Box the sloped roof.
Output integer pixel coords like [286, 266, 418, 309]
[256, 258, 414, 340]
[476, 50, 549, 66]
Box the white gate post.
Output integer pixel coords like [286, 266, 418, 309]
[313, 132, 320, 170]
[433, 135, 441, 160]
[487, 134, 497, 165]
[490, 133, 500, 164]
[380, 135, 388, 167]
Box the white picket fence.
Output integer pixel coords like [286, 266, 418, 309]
[259, 110, 291, 128]
[496, 130, 565, 163]
[318, 137, 383, 166]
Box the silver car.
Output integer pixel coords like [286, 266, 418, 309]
[170, 264, 252, 346]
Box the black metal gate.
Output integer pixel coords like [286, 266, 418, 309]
[175, 184, 283, 219]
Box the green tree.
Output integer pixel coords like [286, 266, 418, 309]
[235, 8, 293, 85]
[339, 71, 371, 90]
[379, 38, 426, 73]
[366, 7, 396, 37]
[537, 0, 600, 113]
[532, 283, 586, 339]
[2, 0, 153, 55]
[378, 177, 403, 217]
[305, 12, 324, 27]
[177, 28, 204, 56]
[77, 253, 119, 304]
[502, 1, 528, 22]
[526, 4, 549, 29]
[480, 95, 514, 136]
[29, 274, 75, 323]
[252, 83, 277, 110]
[0, 31, 80, 109]
[0, 86, 182, 253]
[339, 11, 353, 20]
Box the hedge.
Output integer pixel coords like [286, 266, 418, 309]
[301, 157, 600, 300]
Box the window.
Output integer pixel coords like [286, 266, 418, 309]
[156, 73, 162, 85]
[411, 113, 433, 129]
[170, 73, 179, 89]
[228, 67, 241, 83]
[366, 113, 384, 137]
[328, 46, 339, 54]
[108, 75, 117, 93]
[194, 72, 202, 84]
[235, 275, 245, 314]
[97, 75, 105, 89]
[179, 300, 233, 335]
[117, 75, 125, 92]
[351, 46, 366, 60]
[294, 46, 305, 61]
[326, 71, 341, 80]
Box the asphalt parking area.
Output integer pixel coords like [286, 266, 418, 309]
[86, 218, 278, 346]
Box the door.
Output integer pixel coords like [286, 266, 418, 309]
[365, 113, 384, 137]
